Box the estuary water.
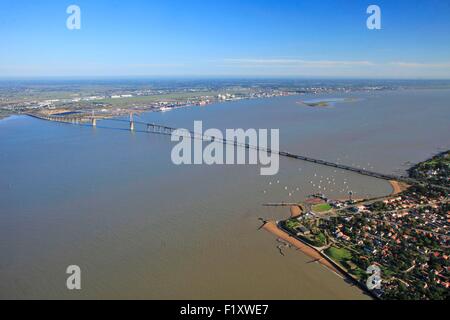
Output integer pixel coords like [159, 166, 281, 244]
[1, 89, 449, 299]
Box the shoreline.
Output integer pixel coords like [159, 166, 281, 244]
[389, 180, 410, 195]
[263, 221, 342, 275]
[261, 150, 449, 300]
[262, 180, 413, 298]
[263, 220, 377, 299]
[1, 93, 296, 124]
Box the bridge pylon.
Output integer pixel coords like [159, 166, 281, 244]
[91, 111, 97, 127]
[130, 113, 135, 131]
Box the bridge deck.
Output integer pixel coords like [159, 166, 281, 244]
[26, 113, 441, 189]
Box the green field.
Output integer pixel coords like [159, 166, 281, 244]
[325, 246, 352, 263]
[312, 203, 332, 213]
[325, 246, 367, 279]
[97, 91, 223, 107]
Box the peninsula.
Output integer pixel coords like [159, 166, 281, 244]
[263, 151, 450, 300]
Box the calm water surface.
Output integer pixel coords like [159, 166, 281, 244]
[1, 89, 449, 299]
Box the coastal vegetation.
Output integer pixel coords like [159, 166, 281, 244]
[299, 98, 358, 108]
[325, 246, 352, 263]
[323, 246, 366, 278]
[408, 151, 450, 188]
[284, 219, 301, 230]
[281, 219, 327, 247]
[302, 101, 330, 107]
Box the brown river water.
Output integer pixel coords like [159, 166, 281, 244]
[1, 89, 449, 299]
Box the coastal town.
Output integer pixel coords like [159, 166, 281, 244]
[267, 151, 450, 300]
[0, 79, 418, 121]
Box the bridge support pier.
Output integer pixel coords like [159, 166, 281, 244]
[129, 113, 135, 131]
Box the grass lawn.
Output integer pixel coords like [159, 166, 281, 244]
[312, 203, 332, 213]
[325, 246, 366, 279]
[325, 246, 352, 264]
[314, 232, 327, 247]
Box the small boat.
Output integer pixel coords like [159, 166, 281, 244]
[160, 107, 172, 112]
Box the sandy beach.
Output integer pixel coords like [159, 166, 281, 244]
[290, 205, 303, 218]
[389, 180, 410, 195]
[263, 221, 342, 276]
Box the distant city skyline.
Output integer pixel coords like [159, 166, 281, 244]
[1, 0, 450, 78]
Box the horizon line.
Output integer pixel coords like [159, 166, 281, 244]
[1, 75, 450, 81]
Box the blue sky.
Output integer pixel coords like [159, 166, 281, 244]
[0, 0, 449, 78]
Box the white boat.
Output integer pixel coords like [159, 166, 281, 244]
[160, 107, 171, 112]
